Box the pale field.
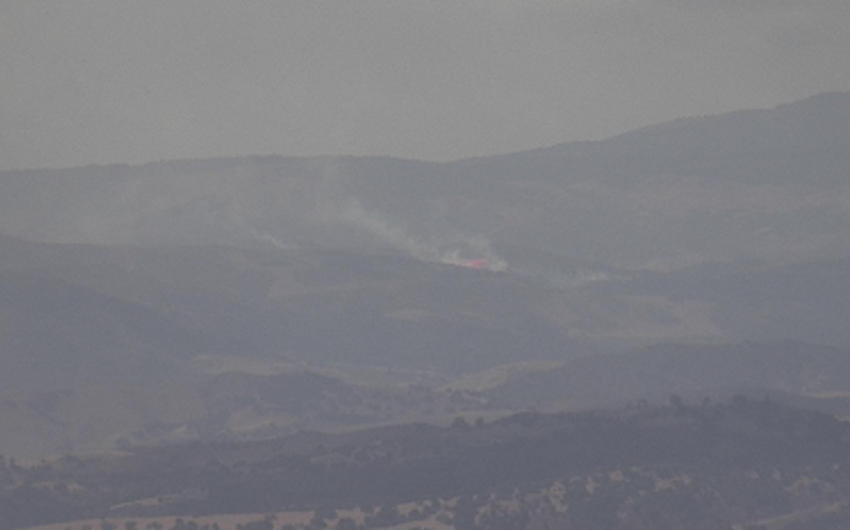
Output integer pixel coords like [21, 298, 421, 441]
[19, 505, 454, 530]
[21, 511, 314, 530]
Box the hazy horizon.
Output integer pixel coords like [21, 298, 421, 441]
[3, 1, 850, 171]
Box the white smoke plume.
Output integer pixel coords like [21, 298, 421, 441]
[333, 199, 507, 271]
[297, 159, 509, 271]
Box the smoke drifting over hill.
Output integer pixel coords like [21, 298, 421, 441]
[330, 199, 506, 271]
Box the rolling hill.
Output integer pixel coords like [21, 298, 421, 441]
[1, 92, 849, 461]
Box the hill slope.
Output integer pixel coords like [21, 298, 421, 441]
[1, 93, 848, 268]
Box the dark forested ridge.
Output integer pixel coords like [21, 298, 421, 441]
[5, 399, 850, 529]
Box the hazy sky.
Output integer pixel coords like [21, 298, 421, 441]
[1, 1, 849, 170]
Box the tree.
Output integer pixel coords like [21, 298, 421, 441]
[453, 495, 478, 530]
[335, 518, 357, 530]
[451, 416, 470, 430]
[669, 394, 685, 411]
[237, 515, 275, 530]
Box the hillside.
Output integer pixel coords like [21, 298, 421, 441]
[0, 234, 584, 457]
[486, 341, 850, 409]
[6, 401, 850, 530]
[1, 93, 849, 462]
[1, 93, 848, 268]
[2, 229, 850, 458]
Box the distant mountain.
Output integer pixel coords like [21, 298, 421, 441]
[509, 91, 850, 188]
[1, 92, 848, 268]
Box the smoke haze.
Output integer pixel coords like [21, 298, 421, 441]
[1, 1, 849, 170]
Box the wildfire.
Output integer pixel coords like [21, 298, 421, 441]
[460, 258, 490, 270]
[444, 256, 507, 272]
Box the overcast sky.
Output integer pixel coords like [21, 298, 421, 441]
[1, 0, 849, 171]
